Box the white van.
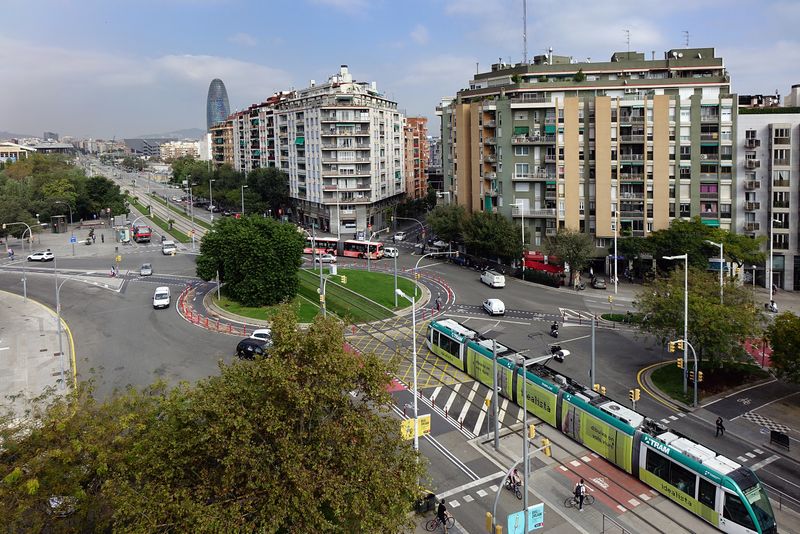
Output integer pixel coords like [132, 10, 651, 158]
[384, 247, 399, 258]
[162, 240, 177, 255]
[152, 286, 171, 309]
[480, 270, 506, 288]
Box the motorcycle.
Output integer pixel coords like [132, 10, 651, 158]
[550, 323, 559, 338]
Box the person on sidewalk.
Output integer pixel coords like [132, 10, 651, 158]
[575, 479, 586, 511]
[436, 499, 450, 533]
[435, 297, 441, 312]
[716, 417, 725, 437]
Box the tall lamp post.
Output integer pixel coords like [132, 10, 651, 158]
[209, 178, 216, 222]
[511, 201, 526, 272]
[664, 254, 688, 395]
[2, 221, 31, 301]
[769, 217, 782, 302]
[367, 228, 389, 273]
[241, 184, 248, 215]
[53, 255, 69, 390]
[53, 200, 73, 225]
[705, 240, 724, 304]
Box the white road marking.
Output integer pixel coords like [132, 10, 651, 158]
[459, 382, 479, 425]
[473, 390, 492, 435]
[444, 385, 460, 414]
[750, 455, 780, 471]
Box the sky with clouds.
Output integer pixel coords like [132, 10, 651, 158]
[1, 0, 798, 139]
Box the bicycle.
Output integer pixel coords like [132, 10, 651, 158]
[564, 494, 595, 508]
[505, 478, 523, 500]
[425, 514, 455, 531]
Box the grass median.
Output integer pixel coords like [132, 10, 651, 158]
[127, 195, 190, 243]
[149, 194, 213, 231]
[215, 294, 319, 323]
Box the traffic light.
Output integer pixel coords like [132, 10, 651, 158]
[668, 341, 676, 353]
[340, 275, 347, 284]
[528, 424, 536, 439]
[697, 371, 704, 383]
[629, 389, 636, 402]
[676, 340, 685, 350]
[689, 370, 695, 382]
[676, 357, 683, 369]
[593, 383, 600, 392]
[319, 294, 326, 303]
[634, 388, 641, 401]
[541, 438, 552, 457]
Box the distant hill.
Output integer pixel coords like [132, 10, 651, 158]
[136, 128, 206, 140]
[0, 131, 34, 141]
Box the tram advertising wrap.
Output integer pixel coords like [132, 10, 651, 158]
[561, 393, 634, 473]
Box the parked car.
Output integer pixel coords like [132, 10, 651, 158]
[152, 286, 171, 309]
[27, 250, 54, 262]
[384, 247, 399, 258]
[314, 253, 337, 264]
[480, 270, 506, 288]
[482, 298, 506, 316]
[592, 277, 607, 289]
[394, 231, 407, 242]
[140, 263, 153, 276]
[249, 328, 272, 343]
[236, 338, 270, 360]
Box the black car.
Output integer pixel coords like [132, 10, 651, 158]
[235, 338, 270, 360]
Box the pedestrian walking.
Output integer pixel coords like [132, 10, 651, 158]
[715, 417, 725, 437]
[435, 297, 441, 312]
[574, 479, 586, 511]
[101, 233, 104, 243]
[92, 234, 96, 243]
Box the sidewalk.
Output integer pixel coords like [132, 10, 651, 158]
[0, 290, 75, 419]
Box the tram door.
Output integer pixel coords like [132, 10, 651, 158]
[719, 491, 757, 534]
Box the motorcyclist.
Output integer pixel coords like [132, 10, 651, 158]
[508, 468, 521, 489]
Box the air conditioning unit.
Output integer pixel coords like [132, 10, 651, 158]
[700, 154, 708, 160]
[624, 88, 637, 94]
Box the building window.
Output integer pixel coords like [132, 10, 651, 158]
[679, 203, 690, 217]
[514, 145, 529, 156]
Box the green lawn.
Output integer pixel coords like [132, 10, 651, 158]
[651, 363, 692, 405]
[149, 194, 213, 231]
[127, 195, 191, 243]
[214, 294, 319, 323]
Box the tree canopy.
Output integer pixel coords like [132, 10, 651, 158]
[462, 210, 522, 262]
[196, 216, 304, 306]
[635, 267, 764, 365]
[765, 312, 800, 383]
[544, 228, 594, 276]
[426, 204, 467, 244]
[0, 310, 425, 532]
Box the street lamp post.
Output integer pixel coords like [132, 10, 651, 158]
[367, 228, 388, 273]
[53, 200, 73, 225]
[664, 254, 689, 395]
[241, 184, 248, 215]
[3, 222, 32, 301]
[53, 255, 68, 390]
[769, 217, 782, 302]
[511, 201, 526, 273]
[705, 240, 724, 305]
[209, 179, 216, 222]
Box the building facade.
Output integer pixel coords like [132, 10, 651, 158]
[206, 78, 231, 131]
[438, 48, 735, 254]
[213, 66, 405, 235]
[736, 105, 800, 290]
[0, 142, 35, 163]
[404, 117, 429, 199]
[160, 140, 201, 160]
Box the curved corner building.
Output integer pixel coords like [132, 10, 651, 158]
[206, 78, 231, 130]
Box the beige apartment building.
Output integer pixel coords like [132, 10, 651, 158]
[438, 48, 736, 254]
[404, 117, 429, 199]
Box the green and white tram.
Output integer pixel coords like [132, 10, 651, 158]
[426, 318, 777, 534]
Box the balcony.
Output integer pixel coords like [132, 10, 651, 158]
[700, 211, 719, 219]
[620, 115, 645, 124]
[745, 202, 761, 211]
[483, 137, 496, 145]
[700, 114, 720, 123]
[545, 227, 557, 236]
[321, 128, 370, 137]
[745, 138, 761, 149]
[322, 157, 371, 164]
[774, 200, 790, 208]
[700, 133, 719, 141]
[511, 207, 557, 218]
[744, 181, 760, 190]
[745, 222, 760, 232]
[619, 173, 645, 181]
[513, 170, 553, 181]
[544, 154, 557, 163]
[509, 94, 551, 104]
[620, 153, 644, 161]
[484, 155, 497, 163]
[619, 135, 645, 143]
[620, 210, 645, 218]
[699, 153, 719, 161]
[774, 158, 790, 166]
[483, 120, 496, 128]
[773, 136, 791, 146]
[745, 159, 760, 169]
[773, 180, 791, 188]
[544, 191, 557, 200]
[700, 192, 719, 200]
[620, 191, 645, 200]
[512, 134, 556, 145]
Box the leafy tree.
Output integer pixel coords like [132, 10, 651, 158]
[765, 312, 800, 383]
[545, 228, 594, 278]
[424, 185, 438, 211]
[635, 267, 763, 366]
[0, 311, 425, 532]
[426, 204, 467, 243]
[573, 68, 586, 82]
[196, 216, 304, 306]
[462, 211, 522, 262]
[170, 156, 212, 186]
[247, 167, 290, 216]
[120, 156, 144, 172]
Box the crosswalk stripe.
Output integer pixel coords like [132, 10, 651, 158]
[444, 385, 460, 413]
[473, 391, 492, 436]
[498, 398, 508, 423]
[459, 382, 478, 425]
[430, 386, 442, 404]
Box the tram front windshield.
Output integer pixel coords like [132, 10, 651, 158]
[743, 482, 776, 533]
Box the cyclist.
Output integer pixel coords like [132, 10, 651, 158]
[508, 468, 521, 489]
[436, 499, 450, 533]
[574, 479, 586, 511]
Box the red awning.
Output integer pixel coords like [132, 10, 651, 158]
[524, 260, 563, 273]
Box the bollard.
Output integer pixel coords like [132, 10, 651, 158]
[403, 405, 407, 417]
[459, 418, 463, 430]
[431, 397, 436, 409]
[228, 323, 232, 333]
[205, 317, 208, 328]
[243, 324, 247, 335]
[444, 407, 448, 418]
[216, 318, 220, 331]
[352, 325, 356, 335]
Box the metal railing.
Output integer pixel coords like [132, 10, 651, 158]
[601, 513, 633, 533]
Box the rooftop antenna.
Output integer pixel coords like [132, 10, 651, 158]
[624, 29, 631, 59]
[476, 62, 480, 74]
[683, 30, 690, 47]
[522, 0, 528, 64]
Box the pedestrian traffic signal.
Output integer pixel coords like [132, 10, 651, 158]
[629, 389, 635, 402]
[319, 294, 325, 303]
[593, 383, 600, 392]
[541, 438, 552, 457]
[677, 340, 685, 350]
[634, 388, 641, 401]
[689, 371, 695, 382]
[340, 275, 347, 284]
[697, 371, 704, 383]
[528, 424, 536, 439]
[668, 341, 676, 353]
[676, 357, 683, 369]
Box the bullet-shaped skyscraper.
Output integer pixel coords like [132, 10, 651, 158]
[206, 79, 230, 130]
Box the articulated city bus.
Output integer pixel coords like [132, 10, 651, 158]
[342, 239, 384, 260]
[303, 236, 339, 255]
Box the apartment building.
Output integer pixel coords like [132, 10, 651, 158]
[737, 103, 800, 290]
[438, 48, 735, 254]
[160, 140, 200, 160]
[214, 66, 405, 235]
[404, 117, 429, 199]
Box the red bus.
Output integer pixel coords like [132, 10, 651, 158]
[304, 236, 339, 255]
[132, 225, 152, 243]
[342, 239, 384, 260]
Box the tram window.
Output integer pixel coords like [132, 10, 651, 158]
[723, 493, 755, 530]
[436, 332, 459, 357]
[698, 478, 716, 509]
[669, 462, 695, 496]
[645, 449, 670, 480]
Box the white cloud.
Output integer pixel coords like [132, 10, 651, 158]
[229, 32, 257, 47]
[410, 24, 429, 45]
[309, 0, 370, 13]
[724, 40, 800, 96]
[394, 54, 476, 88]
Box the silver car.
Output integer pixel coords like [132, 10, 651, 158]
[140, 263, 153, 276]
